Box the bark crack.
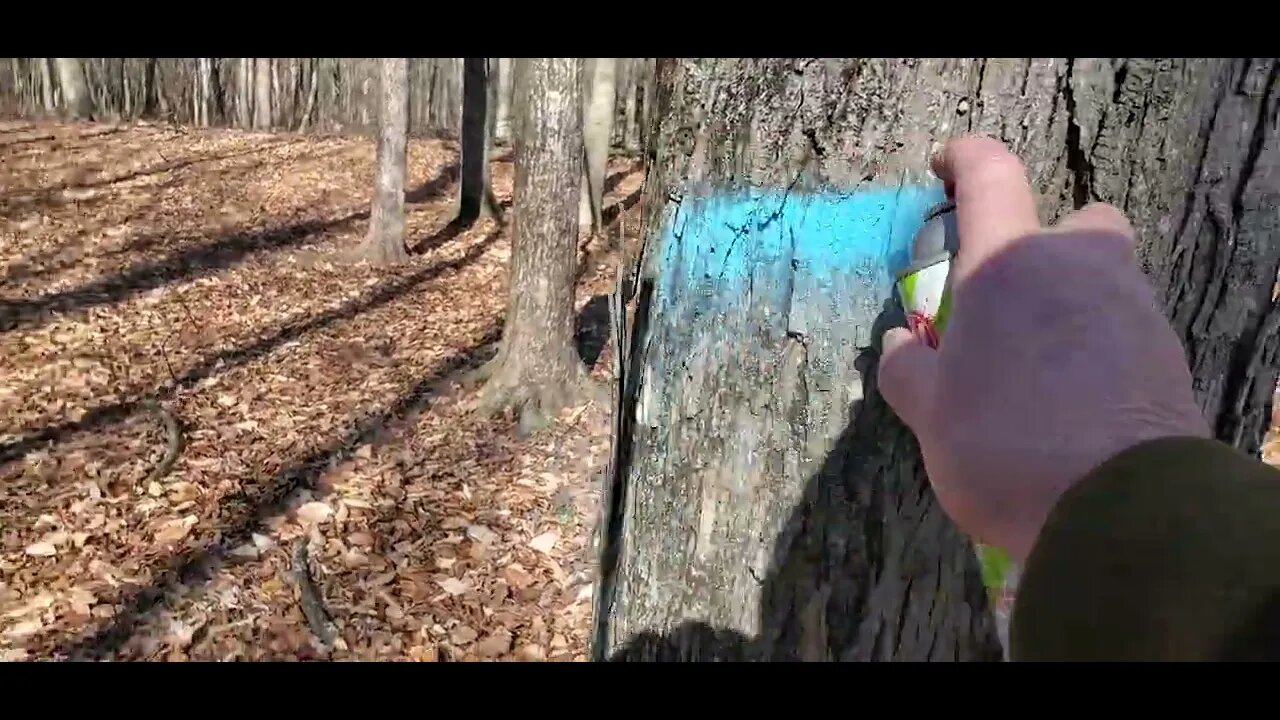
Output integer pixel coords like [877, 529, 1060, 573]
[1062, 58, 1095, 209]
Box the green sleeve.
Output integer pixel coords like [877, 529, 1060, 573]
[1010, 436, 1280, 661]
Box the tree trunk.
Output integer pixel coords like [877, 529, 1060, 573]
[37, 59, 55, 115]
[459, 57, 500, 223]
[53, 57, 92, 120]
[477, 57, 585, 435]
[621, 58, 640, 153]
[639, 58, 656, 161]
[236, 58, 251, 127]
[254, 57, 272, 130]
[579, 58, 617, 234]
[361, 57, 410, 265]
[595, 57, 1280, 662]
[496, 57, 514, 145]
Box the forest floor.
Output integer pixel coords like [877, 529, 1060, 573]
[0, 119, 646, 661]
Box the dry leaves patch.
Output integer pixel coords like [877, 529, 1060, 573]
[0, 120, 640, 661]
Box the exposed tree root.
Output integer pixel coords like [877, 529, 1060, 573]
[290, 539, 335, 650]
[141, 397, 183, 483]
[475, 356, 587, 437]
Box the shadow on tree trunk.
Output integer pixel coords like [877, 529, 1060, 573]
[603, 299, 1003, 662]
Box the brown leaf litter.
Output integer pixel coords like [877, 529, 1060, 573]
[0, 119, 645, 661]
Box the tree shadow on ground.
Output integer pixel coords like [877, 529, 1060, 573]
[0, 211, 369, 334]
[574, 294, 610, 368]
[49, 323, 505, 660]
[601, 298, 1004, 662]
[0, 228, 503, 466]
[405, 162, 459, 204]
[1, 134, 461, 333]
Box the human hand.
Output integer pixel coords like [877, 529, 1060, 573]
[878, 135, 1211, 562]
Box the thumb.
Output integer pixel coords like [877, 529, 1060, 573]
[878, 327, 939, 431]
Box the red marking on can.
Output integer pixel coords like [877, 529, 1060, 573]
[906, 311, 940, 349]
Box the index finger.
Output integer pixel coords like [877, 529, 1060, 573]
[931, 135, 1041, 276]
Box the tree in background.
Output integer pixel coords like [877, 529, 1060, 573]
[459, 57, 502, 224]
[579, 58, 617, 236]
[360, 57, 410, 265]
[476, 57, 585, 435]
[595, 57, 1280, 661]
[53, 58, 92, 120]
[254, 58, 272, 130]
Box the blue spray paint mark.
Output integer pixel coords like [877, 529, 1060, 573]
[655, 182, 946, 318]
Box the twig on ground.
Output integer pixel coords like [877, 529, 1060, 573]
[290, 538, 335, 650]
[141, 397, 183, 483]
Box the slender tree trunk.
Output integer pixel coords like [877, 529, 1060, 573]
[38, 59, 55, 115]
[621, 58, 640, 153]
[236, 58, 252, 127]
[496, 57, 514, 145]
[579, 58, 617, 234]
[254, 57, 272, 130]
[595, 57, 1280, 662]
[477, 57, 585, 435]
[361, 57, 410, 266]
[53, 58, 93, 120]
[299, 59, 319, 132]
[459, 57, 500, 223]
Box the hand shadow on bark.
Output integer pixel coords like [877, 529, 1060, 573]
[606, 299, 1004, 662]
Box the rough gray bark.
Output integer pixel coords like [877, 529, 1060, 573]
[53, 57, 92, 119]
[361, 58, 410, 265]
[595, 58, 1280, 662]
[579, 58, 617, 233]
[459, 57, 500, 223]
[236, 58, 252, 127]
[477, 57, 585, 435]
[254, 57, 272, 130]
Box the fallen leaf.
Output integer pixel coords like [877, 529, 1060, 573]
[155, 515, 198, 544]
[476, 629, 512, 658]
[3, 618, 42, 639]
[24, 541, 57, 557]
[251, 533, 276, 551]
[517, 643, 547, 661]
[438, 578, 470, 596]
[297, 501, 333, 525]
[347, 532, 375, 547]
[502, 564, 534, 589]
[528, 531, 559, 555]
[229, 543, 259, 559]
[467, 524, 498, 545]
[450, 624, 478, 645]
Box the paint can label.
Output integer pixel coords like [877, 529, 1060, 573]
[895, 254, 952, 349]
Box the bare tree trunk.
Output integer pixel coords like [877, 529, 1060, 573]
[299, 58, 318, 132]
[53, 58, 92, 119]
[236, 58, 252, 127]
[476, 57, 585, 435]
[579, 58, 617, 234]
[495, 57, 514, 145]
[459, 57, 501, 223]
[37, 59, 55, 115]
[620, 58, 640, 153]
[254, 57, 272, 130]
[361, 57, 410, 266]
[595, 57, 1280, 662]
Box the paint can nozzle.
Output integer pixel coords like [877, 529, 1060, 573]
[894, 200, 958, 348]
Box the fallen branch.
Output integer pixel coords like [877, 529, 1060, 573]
[141, 397, 183, 483]
[290, 539, 335, 650]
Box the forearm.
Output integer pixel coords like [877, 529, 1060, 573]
[1011, 436, 1280, 661]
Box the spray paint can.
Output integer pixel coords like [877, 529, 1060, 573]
[895, 200, 958, 349]
[894, 199, 1019, 656]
